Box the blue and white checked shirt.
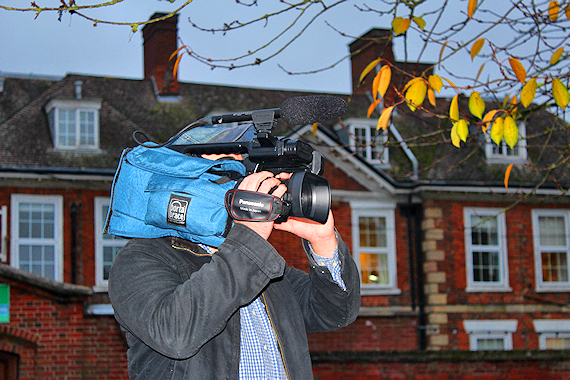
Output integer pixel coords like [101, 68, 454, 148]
[199, 243, 345, 379]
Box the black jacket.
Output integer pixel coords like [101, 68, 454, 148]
[108, 223, 361, 379]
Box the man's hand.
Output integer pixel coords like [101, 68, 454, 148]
[234, 171, 287, 240]
[274, 211, 337, 258]
[235, 171, 338, 257]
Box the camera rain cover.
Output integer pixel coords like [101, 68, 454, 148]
[225, 189, 289, 222]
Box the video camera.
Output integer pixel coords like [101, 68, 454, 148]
[166, 96, 347, 224]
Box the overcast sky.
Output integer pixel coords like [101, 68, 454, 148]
[0, 1, 396, 94]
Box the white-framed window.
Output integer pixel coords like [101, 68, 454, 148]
[0, 205, 7, 262]
[531, 209, 570, 292]
[485, 121, 527, 163]
[44, 98, 101, 150]
[346, 118, 389, 166]
[533, 320, 570, 350]
[350, 201, 399, 295]
[464, 208, 511, 292]
[10, 194, 64, 281]
[94, 197, 127, 291]
[464, 320, 518, 351]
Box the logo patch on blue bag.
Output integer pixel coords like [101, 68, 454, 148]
[167, 194, 191, 226]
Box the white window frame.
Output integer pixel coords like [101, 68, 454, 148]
[464, 207, 511, 292]
[44, 98, 101, 151]
[350, 201, 400, 295]
[484, 121, 527, 163]
[464, 320, 518, 351]
[0, 205, 7, 262]
[346, 118, 389, 166]
[531, 209, 570, 292]
[94, 197, 127, 291]
[10, 194, 64, 282]
[534, 320, 570, 350]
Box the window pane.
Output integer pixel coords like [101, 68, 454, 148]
[359, 253, 389, 285]
[539, 216, 566, 246]
[58, 109, 76, 146]
[471, 215, 498, 246]
[541, 251, 569, 282]
[477, 337, 505, 351]
[19, 202, 55, 239]
[79, 110, 95, 146]
[472, 251, 501, 282]
[359, 216, 387, 248]
[545, 337, 570, 350]
[102, 246, 121, 280]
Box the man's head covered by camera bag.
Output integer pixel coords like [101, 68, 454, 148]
[104, 123, 254, 247]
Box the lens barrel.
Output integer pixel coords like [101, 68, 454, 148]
[285, 172, 331, 224]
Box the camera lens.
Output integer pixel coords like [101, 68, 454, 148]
[287, 172, 330, 224]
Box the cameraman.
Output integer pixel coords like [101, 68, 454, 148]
[108, 125, 361, 379]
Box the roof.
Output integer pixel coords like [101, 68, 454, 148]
[1, 73, 568, 193]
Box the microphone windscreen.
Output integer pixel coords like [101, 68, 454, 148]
[280, 96, 347, 126]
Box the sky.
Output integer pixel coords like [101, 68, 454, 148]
[0, 1, 520, 97]
[0, 1, 391, 94]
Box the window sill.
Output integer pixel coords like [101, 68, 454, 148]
[360, 287, 402, 296]
[466, 286, 513, 293]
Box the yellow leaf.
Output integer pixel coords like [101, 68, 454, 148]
[502, 94, 511, 110]
[550, 47, 563, 65]
[367, 99, 381, 117]
[490, 116, 504, 145]
[428, 74, 443, 93]
[549, 0, 559, 22]
[504, 163, 514, 189]
[475, 63, 486, 84]
[457, 119, 469, 142]
[552, 79, 570, 109]
[439, 41, 450, 68]
[377, 66, 391, 99]
[470, 38, 485, 60]
[450, 94, 459, 122]
[377, 105, 395, 131]
[482, 110, 499, 133]
[428, 88, 436, 107]
[468, 0, 477, 19]
[403, 77, 424, 93]
[405, 80, 427, 111]
[312, 122, 318, 137]
[372, 71, 381, 101]
[509, 57, 526, 83]
[359, 58, 381, 84]
[442, 76, 458, 89]
[412, 16, 426, 30]
[392, 17, 410, 36]
[469, 91, 485, 119]
[504, 116, 519, 149]
[566, 4, 570, 20]
[521, 78, 537, 108]
[451, 123, 461, 148]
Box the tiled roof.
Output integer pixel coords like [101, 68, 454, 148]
[1, 73, 568, 190]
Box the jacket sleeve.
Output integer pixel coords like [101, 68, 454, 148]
[108, 223, 285, 360]
[285, 232, 361, 333]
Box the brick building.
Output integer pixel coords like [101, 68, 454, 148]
[0, 12, 569, 379]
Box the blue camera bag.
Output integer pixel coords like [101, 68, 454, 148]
[104, 145, 246, 247]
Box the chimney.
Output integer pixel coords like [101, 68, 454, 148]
[143, 13, 180, 97]
[350, 28, 433, 106]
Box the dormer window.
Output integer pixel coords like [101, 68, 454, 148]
[485, 121, 527, 163]
[44, 99, 102, 151]
[346, 119, 389, 166]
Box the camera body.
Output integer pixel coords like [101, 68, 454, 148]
[167, 109, 331, 224]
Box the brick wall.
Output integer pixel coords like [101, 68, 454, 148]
[0, 278, 128, 379]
